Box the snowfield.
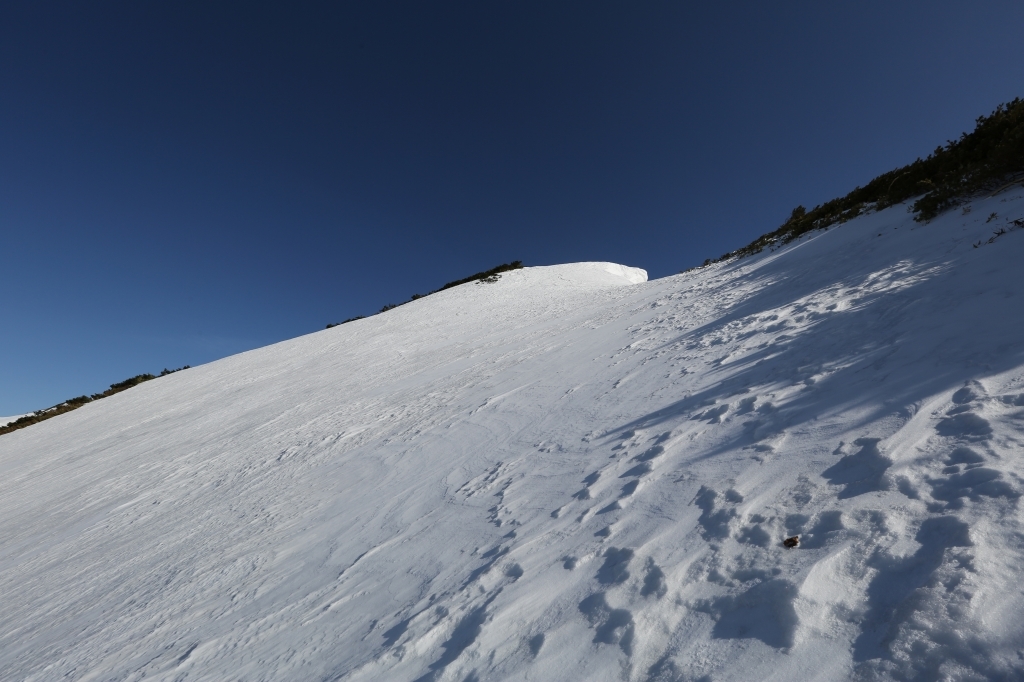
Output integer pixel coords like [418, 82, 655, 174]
[3, 192, 1024, 681]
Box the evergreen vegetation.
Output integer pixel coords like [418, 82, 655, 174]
[435, 260, 524, 291]
[327, 261, 524, 328]
[326, 316, 366, 329]
[0, 366, 191, 437]
[708, 98, 1024, 264]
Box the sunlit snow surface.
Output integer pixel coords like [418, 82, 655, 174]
[3, 195, 1024, 681]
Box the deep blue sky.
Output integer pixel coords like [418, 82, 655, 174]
[2, 2, 1022, 415]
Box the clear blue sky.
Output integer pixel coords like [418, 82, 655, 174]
[2, 1, 1022, 415]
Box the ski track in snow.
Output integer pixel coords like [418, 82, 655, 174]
[3, 198, 1024, 681]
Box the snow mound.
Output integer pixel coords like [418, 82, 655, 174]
[469, 261, 647, 289]
[585, 261, 648, 285]
[2, 190, 1024, 681]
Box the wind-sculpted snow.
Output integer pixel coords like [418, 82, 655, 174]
[3, 195, 1024, 681]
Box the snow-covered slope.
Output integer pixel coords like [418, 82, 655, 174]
[0, 414, 28, 428]
[3, 194, 1024, 682]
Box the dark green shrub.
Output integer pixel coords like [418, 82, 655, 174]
[711, 98, 1024, 264]
[326, 317, 366, 329]
[436, 261, 524, 291]
[1, 368, 190, 437]
[328, 261, 524, 327]
[108, 374, 156, 391]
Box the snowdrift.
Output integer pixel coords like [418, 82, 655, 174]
[3, 193, 1024, 681]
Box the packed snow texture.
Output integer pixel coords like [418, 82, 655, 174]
[3, 194, 1024, 681]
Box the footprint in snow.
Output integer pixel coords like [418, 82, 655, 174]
[578, 592, 635, 655]
[596, 547, 633, 584]
[999, 392, 1024, 407]
[821, 437, 891, 499]
[785, 510, 844, 549]
[641, 558, 667, 598]
[927, 466, 1017, 509]
[633, 444, 664, 463]
[693, 486, 743, 540]
[527, 633, 544, 657]
[693, 578, 800, 649]
[935, 411, 993, 441]
[926, 445, 1017, 509]
[850, 516, 973, 671]
[694, 404, 729, 423]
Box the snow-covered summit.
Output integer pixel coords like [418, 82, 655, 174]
[2, 190, 1024, 681]
[505, 261, 647, 287]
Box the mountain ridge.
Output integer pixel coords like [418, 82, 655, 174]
[3, 189, 1024, 680]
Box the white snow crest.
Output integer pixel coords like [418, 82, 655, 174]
[506, 261, 647, 288]
[3, 191, 1024, 680]
[598, 262, 648, 284]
